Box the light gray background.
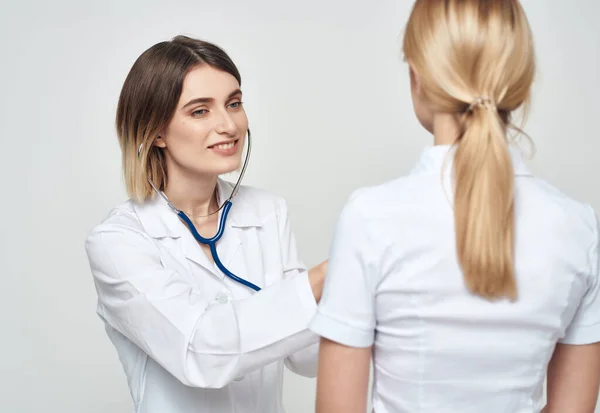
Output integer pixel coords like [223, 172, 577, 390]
[0, 0, 598, 412]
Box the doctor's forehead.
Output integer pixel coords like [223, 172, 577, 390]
[178, 65, 242, 104]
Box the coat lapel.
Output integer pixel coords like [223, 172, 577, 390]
[133, 191, 221, 278]
[179, 227, 224, 279]
[213, 179, 263, 275]
[133, 178, 268, 284]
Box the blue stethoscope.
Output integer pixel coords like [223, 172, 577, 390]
[138, 131, 261, 292]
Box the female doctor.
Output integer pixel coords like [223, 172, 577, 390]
[85, 35, 327, 413]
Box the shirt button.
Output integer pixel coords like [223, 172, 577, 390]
[234, 376, 244, 381]
[215, 292, 229, 304]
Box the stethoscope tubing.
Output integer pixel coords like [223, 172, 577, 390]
[178, 202, 261, 292]
[139, 130, 261, 292]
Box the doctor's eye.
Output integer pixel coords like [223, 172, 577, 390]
[227, 101, 243, 109]
[192, 109, 209, 117]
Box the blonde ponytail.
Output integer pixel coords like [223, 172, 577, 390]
[402, 0, 535, 300]
[454, 99, 516, 300]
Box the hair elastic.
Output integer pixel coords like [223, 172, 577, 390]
[467, 96, 496, 112]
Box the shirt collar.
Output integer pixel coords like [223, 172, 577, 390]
[133, 178, 265, 239]
[409, 143, 533, 177]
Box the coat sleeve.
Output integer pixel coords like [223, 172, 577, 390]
[276, 198, 320, 377]
[85, 212, 318, 389]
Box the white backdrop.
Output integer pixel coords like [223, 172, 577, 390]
[0, 0, 598, 412]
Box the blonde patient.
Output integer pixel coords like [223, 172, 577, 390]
[309, 1, 600, 412]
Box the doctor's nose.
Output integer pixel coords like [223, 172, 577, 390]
[214, 110, 238, 136]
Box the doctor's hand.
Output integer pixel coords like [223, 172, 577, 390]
[308, 260, 328, 303]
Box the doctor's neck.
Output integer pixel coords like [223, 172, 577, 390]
[163, 169, 219, 219]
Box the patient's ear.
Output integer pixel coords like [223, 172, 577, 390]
[407, 62, 434, 134]
[409, 64, 423, 96]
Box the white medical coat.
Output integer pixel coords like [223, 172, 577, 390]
[85, 179, 320, 413]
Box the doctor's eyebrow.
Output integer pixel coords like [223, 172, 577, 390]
[182, 89, 243, 109]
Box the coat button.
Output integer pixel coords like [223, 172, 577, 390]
[215, 292, 229, 304]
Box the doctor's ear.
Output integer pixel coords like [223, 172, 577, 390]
[153, 135, 167, 149]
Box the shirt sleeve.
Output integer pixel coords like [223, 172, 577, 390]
[85, 212, 318, 389]
[309, 192, 377, 348]
[559, 205, 600, 345]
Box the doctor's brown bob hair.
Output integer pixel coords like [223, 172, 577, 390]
[116, 35, 242, 202]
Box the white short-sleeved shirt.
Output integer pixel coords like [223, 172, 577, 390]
[309, 144, 600, 413]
